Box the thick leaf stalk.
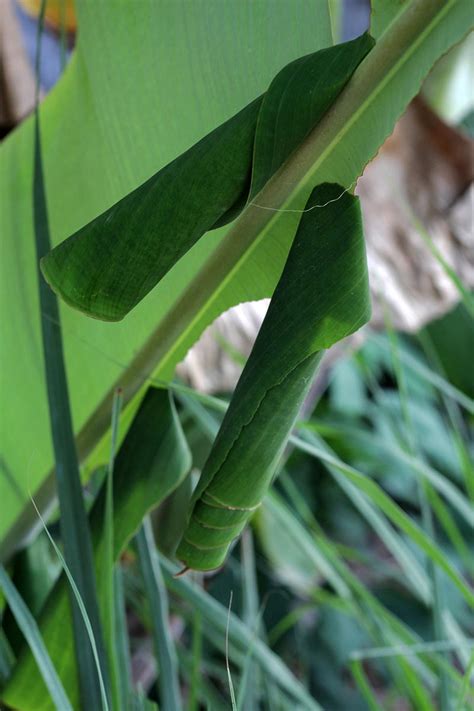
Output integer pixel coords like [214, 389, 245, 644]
[40, 33, 374, 321]
[176, 183, 371, 570]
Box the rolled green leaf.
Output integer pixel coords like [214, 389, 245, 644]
[40, 33, 374, 321]
[176, 182, 371, 571]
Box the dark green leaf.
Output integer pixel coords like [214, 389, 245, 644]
[40, 35, 373, 321]
[177, 183, 370, 570]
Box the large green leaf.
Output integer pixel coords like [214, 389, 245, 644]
[177, 184, 370, 570]
[67, 0, 473, 550]
[40, 34, 373, 321]
[2, 0, 471, 559]
[0, 1, 333, 555]
[2, 388, 191, 711]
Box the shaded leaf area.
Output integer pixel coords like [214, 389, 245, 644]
[177, 184, 371, 570]
[40, 34, 373, 321]
[2, 388, 191, 711]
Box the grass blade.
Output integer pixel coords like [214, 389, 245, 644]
[225, 591, 238, 711]
[188, 602, 203, 711]
[0, 566, 73, 711]
[401, 202, 474, 318]
[367, 332, 474, 413]
[103, 389, 123, 711]
[385, 306, 450, 711]
[237, 530, 260, 710]
[0, 628, 14, 685]
[31, 502, 110, 711]
[113, 566, 132, 709]
[456, 649, 474, 710]
[350, 659, 384, 711]
[291, 434, 474, 607]
[33, 3, 109, 706]
[136, 518, 182, 711]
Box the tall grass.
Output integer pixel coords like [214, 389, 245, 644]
[32, 2, 108, 706]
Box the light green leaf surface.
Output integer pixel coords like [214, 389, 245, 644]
[2, 388, 191, 711]
[0, 0, 333, 556]
[177, 184, 370, 570]
[370, 0, 409, 38]
[2, 0, 472, 561]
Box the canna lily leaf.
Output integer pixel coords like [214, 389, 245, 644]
[0, 0, 336, 567]
[40, 33, 374, 322]
[2, 388, 191, 711]
[4, 1, 470, 558]
[176, 182, 371, 571]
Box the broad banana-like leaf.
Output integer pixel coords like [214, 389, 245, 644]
[40, 34, 373, 321]
[2, 388, 191, 711]
[0, 0, 334, 558]
[176, 183, 370, 570]
[2, 0, 471, 557]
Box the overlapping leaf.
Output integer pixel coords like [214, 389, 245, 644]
[2, 388, 191, 711]
[0, 0, 335, 559]
[176, 183, 371, 570]
[3, 2, 471, 557]
[40, 34, 374, 321]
